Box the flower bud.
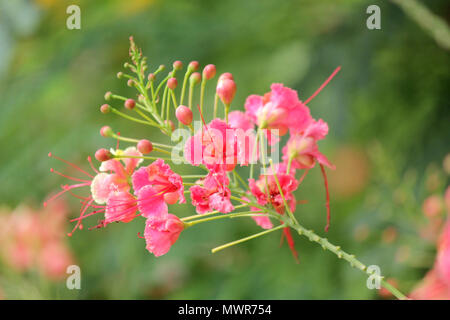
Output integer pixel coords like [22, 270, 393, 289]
[104, 91, 112, 101]
[124, 99, 136, 110]
[137, 139, 153, 154]
[175, 105, 193, 125]
[216, 79, 236, 105]
[117, 72, 123, 79]
[100, 126, 113, 137]
[173, 60, 183, 71]
[189, 72, 201, 85]
[100, 104, 111, 114]
[95, 148, 112, 162]
[202, 64, 216, 80]
[167, 77, 178, 90]
[188, 61, 199, 71]
[148, 73, 155, 82]
[127, 79, 134, 87]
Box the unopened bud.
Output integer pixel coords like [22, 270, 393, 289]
[188, 61, 199, 71]
[100, 126, 113, 137]
[167, 77, 178, 90]
[95, 148, 112, 162]
[202, 64, 216, 80]
[100, 104, 111, 114]
[117, 72, 123, 79]
[189, 72, 201, 85]
[104, 91, 112, 101]
[173, 60, 183, 71]
[127, 79, 134, 87]
[216, 79, 236, 105]
[137, 139, 153, 154]
[148, 73, 155, 82]
[175, 105, 193, 125]
[124, 99, 136, 110]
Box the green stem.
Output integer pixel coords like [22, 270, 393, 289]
[185, 211, 267, 227]
[110, 108, 153, 126]
[288, 222, 407, 300]
[211, 224, 285, 253]
[181, 204, 248, 222]
[227, 194, 407, 299]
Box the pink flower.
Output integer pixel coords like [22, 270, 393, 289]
[132, 159, 185, 219]
[144, 214, 184, 257]
[228, 111, 258, 166]
[47, 148, 143, 233]
[228, 111, 254, 132]
[410, 269, 450, 300]
[436, 221, 450, 286]
[104, 191, 138, 224]
[38, 241, 74, 280]
[184, 119, 238, 172]
[91, 147, 143, 204]
[248, 166, 300, 261]
[190, 171, 234, 214]
[245, 83, 312, 138]
[248, 168, 298, 215]
[242, 196, 273, 229]
[282, 119, 335, 170]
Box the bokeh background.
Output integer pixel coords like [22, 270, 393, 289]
[0, 0, 449, 299]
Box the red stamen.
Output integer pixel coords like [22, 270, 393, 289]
[298, 169, 309, 185]
[87, 156, 100, 174]
[44, 182, 90, 207]
[137, 232, 145, 239]
[48, 152, 95, 178]
[304, 66, 341, 105]
[50, 168, 90, 183]
[283, 227, 299, 264]
[320, 164, 331, 232]
[69, 198, 94, 235]
[70, 208, 105, 222]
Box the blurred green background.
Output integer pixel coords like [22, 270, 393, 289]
[0, 0, 449, 299]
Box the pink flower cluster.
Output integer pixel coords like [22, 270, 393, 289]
[48, 41, 339, 259]
[0, 201, 74, 280]
[47, 151, 186, 257]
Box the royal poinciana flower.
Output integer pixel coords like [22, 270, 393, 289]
[184, 118, 240, 172]
[132, 159, 185, 219]
[282, 119, 335, 170]
[0, 202, 74, 280]
[190, 170, 234, 214]
[91, 147, 143, 204]
[245, 83, 312, 142]
[248, 164, 300, 261]
[143, 214, 184, 257]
